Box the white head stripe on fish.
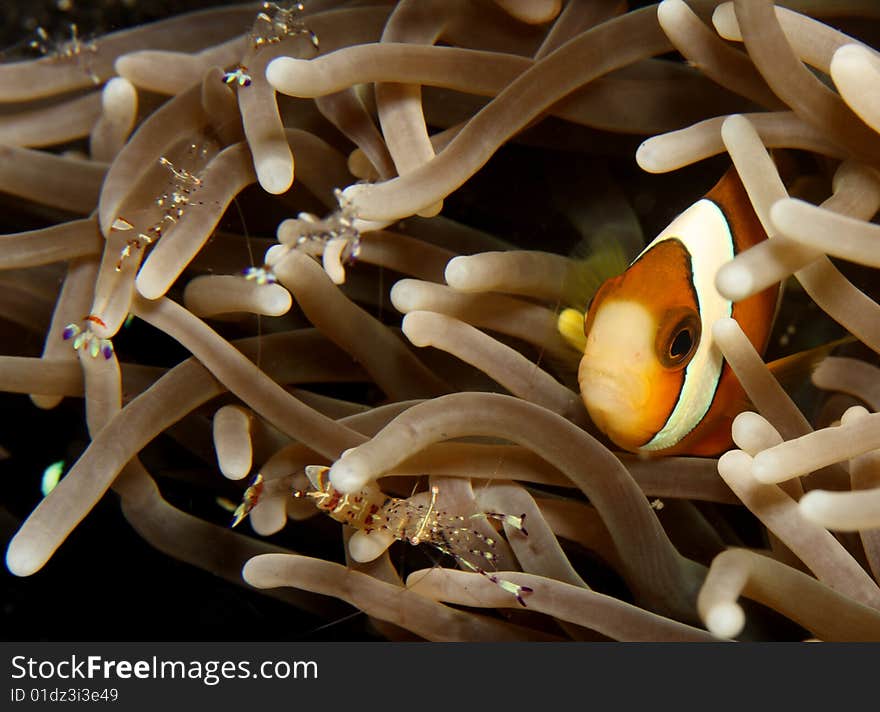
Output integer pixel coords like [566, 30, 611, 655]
[639, 199, 734, 451]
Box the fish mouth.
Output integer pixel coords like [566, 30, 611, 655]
[579, 366, 643, 409]
[578, 367, 651, 449]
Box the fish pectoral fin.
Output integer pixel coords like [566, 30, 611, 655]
[767, 335, 856, 390]
[557, 307, 587, 353]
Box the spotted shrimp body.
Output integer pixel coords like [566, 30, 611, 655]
[232, 467, 532, 606]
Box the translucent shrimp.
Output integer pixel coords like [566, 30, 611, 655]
[232, 467, 533, 605]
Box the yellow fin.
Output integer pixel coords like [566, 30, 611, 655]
[562, 234, 631, 310]
[558, 307, 587, 353]
[552, 162, 642, 310]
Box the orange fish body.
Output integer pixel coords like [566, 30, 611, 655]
[578, 169, 778, 456]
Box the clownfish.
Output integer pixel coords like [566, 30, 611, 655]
[560, 169, 778, 457]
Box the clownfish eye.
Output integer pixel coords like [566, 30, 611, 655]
[656, 309, 701, 369]
[670, 327, 694, 359]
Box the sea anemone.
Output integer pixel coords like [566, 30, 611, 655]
[2, 0, 880, 641]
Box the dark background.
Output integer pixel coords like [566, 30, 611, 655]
[0, 0, 389, 642]
[1, 0, 877, 643]
[0, 0, 683, 643]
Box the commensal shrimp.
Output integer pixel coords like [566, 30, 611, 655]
[112, 143, 212, 272]
[232, 468, 533, 606]
[28, 23, 99, 84]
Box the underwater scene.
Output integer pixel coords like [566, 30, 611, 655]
[2, 0, 880, 642]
